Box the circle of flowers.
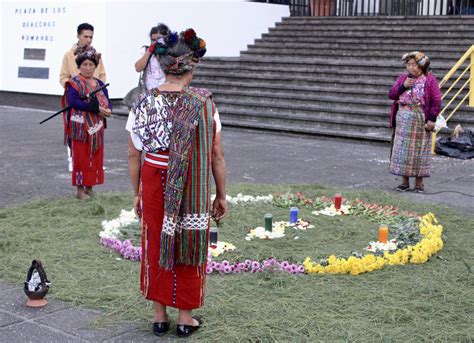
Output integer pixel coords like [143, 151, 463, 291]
[99, 193, 444, 276]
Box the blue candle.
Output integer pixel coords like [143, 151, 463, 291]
[290, 207, 299, 224]
[209, 227, 218, 245]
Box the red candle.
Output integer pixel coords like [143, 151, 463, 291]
[334, 193, 342, 211]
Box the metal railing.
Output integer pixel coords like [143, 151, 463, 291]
[309, 0, 474, 15]
[432, 45, 474, 153]
[250, 0, 474, 15]
[249, 0, 311, 15]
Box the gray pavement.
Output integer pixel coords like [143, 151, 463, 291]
[1, 105, 473, 341]
[1, 105, 473, 212]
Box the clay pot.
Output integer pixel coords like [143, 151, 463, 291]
[24, 260, 50, 308]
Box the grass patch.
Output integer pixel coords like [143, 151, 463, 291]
[0, 184, 473, 341]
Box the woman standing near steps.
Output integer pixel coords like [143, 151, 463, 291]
[388, 51, 441, 193]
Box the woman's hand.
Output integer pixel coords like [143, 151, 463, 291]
[403, 78, 415, 88]
[425, 120, 435, 132]
[133, 195, 142, 219]
[99, 106, 112, 117]
[212, 197, 227, 222]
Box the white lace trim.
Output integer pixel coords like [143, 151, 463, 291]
[87, 121, 104, 135]
[162, 215, 176, 236]
[162, 213, 210, 236]
[179, 213, 210, 231]
[71, 113, 84, 123]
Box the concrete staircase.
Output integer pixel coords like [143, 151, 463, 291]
[192, 16, 474, 142]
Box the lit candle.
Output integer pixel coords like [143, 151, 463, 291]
[264, 213, 273, 232]
[379, 224, 389, 243]
[334, 193, 342, 211]
[289, 207, 299, 224]
[209, 227, 218, 245]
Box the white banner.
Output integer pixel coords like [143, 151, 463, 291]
[0, 0, 289, 98]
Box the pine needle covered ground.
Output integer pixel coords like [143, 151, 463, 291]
[0, 184, 472, 341]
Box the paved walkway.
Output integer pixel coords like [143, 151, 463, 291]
[1, 105, 473, 341]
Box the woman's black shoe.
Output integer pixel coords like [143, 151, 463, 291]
[395, 184, 410, 192]
[413, 185, 425, 193]
[152, 321, 170, 336]
[176, 316, 202, 337]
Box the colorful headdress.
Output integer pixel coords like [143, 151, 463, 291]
[154, 31, 179, 56]
[155, 28, 207, 75]
[402, 51, 430, 67]
[74, 45, 101, 66]
[181, 28, 207, 60]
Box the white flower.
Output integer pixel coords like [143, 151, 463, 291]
[365, 239, 398, 252]
[312, 204, 351, 217]
[289, 219, 315, 230]
[99, 209, 139, 239]
[209, 241, 236, 257]
[212, 193, 273, 205]
[246, 224, 285, 240]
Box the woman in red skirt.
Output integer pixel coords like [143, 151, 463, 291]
[127, 29, 227, 337]
[63, 45, 111, 199]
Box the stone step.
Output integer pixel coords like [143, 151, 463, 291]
[192, 79, 387, 99]
[263, 30, 474, 39]
[217, 104, 390, 130]
[280, 17, 474, 30]
[215, 97, 389, 121]
[220, 116, 391, 142]
[193, 78, 471, 104]
[194, 70, 396, 88]
[270, 24, 474, 32]
[196, 66, 467, 88]
[208, 86, 474, 110]
[207, 87, 391, 109]
[197, 62, 399, 78]
[250, 41, 469, 54]
[218, 108, 392, 141]
[241, 48, 465, 61]
[215, 96, 474, 123]
[124, 16, 474, 143]
[257, 36, 474, 46]
[212, 88, 472, 118]
[201, 56, 461, 72]
[198, 58, 463, 75]
[194, 70, 469, 93]
[197, 63, 460, 82]
[281, 16, 474, 25]
[198, 59, 456, 75]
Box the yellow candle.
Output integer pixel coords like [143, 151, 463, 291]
[379, 225, 389, 243]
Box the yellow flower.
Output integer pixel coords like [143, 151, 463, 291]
[303, 213, 443, 275]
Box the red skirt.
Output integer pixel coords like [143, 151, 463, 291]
[71, 140, 104, 187]
[140, 164, 206, 310]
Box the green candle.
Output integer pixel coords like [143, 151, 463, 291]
[264, 213, 273, 232]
